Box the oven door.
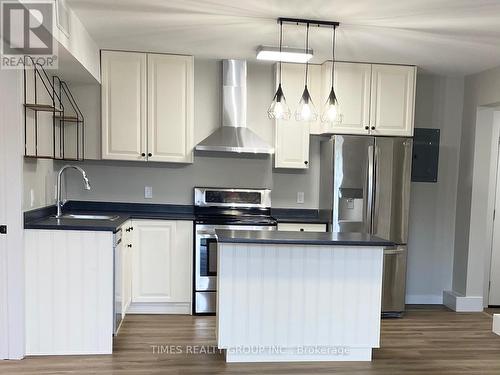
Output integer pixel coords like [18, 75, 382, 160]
[194, 224, 275, 314]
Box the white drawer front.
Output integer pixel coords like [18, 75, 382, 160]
[277, 223, 327, 232]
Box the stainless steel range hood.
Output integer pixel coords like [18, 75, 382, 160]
[195, 60, 274, 154]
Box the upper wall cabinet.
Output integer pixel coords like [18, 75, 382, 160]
[319, 62, 371, 135]
[101, 50, 194, 163]
[320, 62, 416, 137]
[274, 63, 321, 169]
[101, 51, 147, 161]
[147, 54, 194, 163]
[370, 64, 416, 137]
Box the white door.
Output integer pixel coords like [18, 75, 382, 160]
[274, 63, 316, 169]
[490, 146, 500, 306]
[147, 54, 194, 163]
[369, 64, 416, 137]
[0, 71, 8, 360]
[320, 62, 371, 135]
[101, 51, 147, 161]
[0, 69, 24, 359]
[132, 220, 192, 304]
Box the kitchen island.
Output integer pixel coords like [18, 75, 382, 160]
[215, 230, 393, 363]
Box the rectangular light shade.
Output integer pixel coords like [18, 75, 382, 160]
[256, 46, 313, 63]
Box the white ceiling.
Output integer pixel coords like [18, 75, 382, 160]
[67, 0, 500, 76]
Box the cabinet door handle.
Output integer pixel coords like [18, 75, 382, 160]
[304, 161, 308, 165]
[141, 153, 146, 157]
[127, 244, 132, 248]
[300, 228, 305, 232]
[371, 126, 375, 130]
[365, 126, 369, 130]
[148, 153, 152, 157]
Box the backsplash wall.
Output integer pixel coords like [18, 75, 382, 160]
[61, 59, 321, 208]
[59, 138, 320, 208]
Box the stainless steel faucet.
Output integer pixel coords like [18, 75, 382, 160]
[56, 165, 91, 218]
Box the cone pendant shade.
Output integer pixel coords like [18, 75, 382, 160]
[268, 83, 291, 120]
[321, 86, 343, 124]
[295, 85, 317, 122]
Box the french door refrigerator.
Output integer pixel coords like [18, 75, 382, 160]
[320, 135, 413, 316]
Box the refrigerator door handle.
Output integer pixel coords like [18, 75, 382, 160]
[372, 144, 380, 234]
[367, 144, 374, 233]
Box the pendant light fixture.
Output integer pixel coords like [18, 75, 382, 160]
[295, 23, 318, 122]
[268, 20, 291, 120]
[321, 25, 342, 125]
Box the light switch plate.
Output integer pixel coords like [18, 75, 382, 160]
[297, 192, 305, 204]
[144, 186, 153, 199]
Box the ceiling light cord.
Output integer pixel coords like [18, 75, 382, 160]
[331, 25, 336, 89]
[279, 20, 283, 84]
[304, 23, 310, 87]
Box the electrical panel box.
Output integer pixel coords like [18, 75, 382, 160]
[411, 128, 440, 183]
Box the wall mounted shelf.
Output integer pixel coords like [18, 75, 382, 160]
[23, 56, 85, 161]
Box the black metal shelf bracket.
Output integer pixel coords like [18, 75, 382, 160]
[23, 56, 85, 161]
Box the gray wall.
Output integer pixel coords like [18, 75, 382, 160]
[23, 159, 57, 210]
[62, 59, 320, 208]
[453, 64, 500, 300]
[406, 74, 464, 304]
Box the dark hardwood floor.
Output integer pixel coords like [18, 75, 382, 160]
[1, 306, 500, 374]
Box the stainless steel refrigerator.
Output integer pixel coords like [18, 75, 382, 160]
[320, 135, 413, 316]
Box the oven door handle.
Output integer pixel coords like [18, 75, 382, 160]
[197, 231, 217, 237]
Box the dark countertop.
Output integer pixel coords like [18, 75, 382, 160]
[271, 208, 330, 224]
[24, 201, 195, 232]
[24, 201, 332, 232]
[215, 229, 394, 247]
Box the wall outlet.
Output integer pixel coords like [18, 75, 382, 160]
[297, 192, 305, 204]
[144, 186, 153, 199]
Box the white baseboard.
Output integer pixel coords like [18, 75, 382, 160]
[127, 302, 191, 314]
[405, 294, 443, 305]
[494, 315, 500, 336]
[224, 347, 372, 363]
[443, 290, 483, 312]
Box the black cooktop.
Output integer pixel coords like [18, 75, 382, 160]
[194, 207, 276, 226]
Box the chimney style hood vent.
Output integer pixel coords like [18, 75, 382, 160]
[195, 60, 274, 154]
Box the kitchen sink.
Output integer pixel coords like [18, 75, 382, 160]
[56, 214, 120, 221]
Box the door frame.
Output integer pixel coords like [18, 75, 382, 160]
[489, 131, 500, 306]
[0, 69, 25, 359]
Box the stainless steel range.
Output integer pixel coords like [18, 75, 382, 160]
[193, 187, 276, 314]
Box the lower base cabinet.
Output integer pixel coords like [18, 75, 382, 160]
[128, 220, 193, 314]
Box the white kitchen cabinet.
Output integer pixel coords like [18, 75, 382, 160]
[369, 64, 416, 136]
[274, 63, 321, 169]
[277, 222, 328, 232]
[130, 220, 192, 314]
[101, 51, 147, 161]
[101, 50, 194, 163]
[320, 62, 372, 135]
[147, 54, 194, 163]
